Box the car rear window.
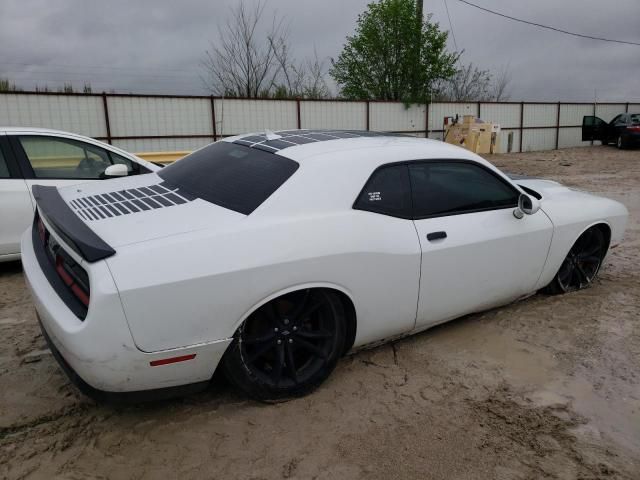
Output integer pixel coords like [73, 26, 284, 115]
[158, 142, 299, 215]
[630, 113, 640, 125]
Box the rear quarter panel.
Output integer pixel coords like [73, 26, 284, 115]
[106, 211, 422, 352]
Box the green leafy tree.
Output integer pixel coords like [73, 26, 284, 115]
[330, 0, 458, 103]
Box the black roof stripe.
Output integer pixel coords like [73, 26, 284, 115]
[70, 180, 194, 221]
[231, 129, 399, 153]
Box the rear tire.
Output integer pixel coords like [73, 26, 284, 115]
[222, 289, 346, 402]
[617, 135, 625, 149]
[544, 227, 607, 295]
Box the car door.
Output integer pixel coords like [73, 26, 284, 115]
[8, 134, 149, 205]
[611, 114, 628, 140]
[582, 115, 609, 142]
[0, 136, 33, 257]
[352, 163, 423, 339]
[409, 160, 553, 329]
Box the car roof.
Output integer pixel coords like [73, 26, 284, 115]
[215, 130, 513, 218]
[222, 129, 483, 169]
[0, 126, 87, 135]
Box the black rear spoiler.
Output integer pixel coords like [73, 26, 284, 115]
[33, 185, 116, 262]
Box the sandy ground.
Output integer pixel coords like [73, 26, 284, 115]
[0, 146, 639, 480]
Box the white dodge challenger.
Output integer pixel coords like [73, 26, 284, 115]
[21, 130, 628, 402]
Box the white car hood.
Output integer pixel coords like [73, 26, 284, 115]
[515, 177, 612, 210]
[514, 178, 567, 198]
[56, 173, 245, 248]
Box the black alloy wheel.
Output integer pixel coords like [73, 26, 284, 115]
[222, 289, 345, 401]
[546, 227, 607, 294]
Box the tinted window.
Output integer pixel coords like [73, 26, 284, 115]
[19, 136, 114, 179]
[409, 162, 519, 218]
[354, 164, 411, 218]
[158, 142, 299, 215]
[0, 147, 9, 178]
[630, 113, 640, 125]
[584, 116, 607, 127]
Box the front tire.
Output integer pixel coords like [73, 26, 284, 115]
[222, 289, 346, 402]
[544, 227, 607, 295]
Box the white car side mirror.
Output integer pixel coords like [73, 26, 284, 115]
[104, 164, 128, 177]
[513, 193, 540, 219]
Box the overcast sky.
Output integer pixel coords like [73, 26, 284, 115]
[0, 0, 638, 101]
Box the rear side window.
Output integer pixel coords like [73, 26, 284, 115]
[409, 162, 519, 218]
[353, 164, 412, 218]
[611, 114, 624, 125]
[158, 142, 299, 215]
[0, 147, 9, 178]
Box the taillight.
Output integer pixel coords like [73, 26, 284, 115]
[71, 284, 90, 307]
[55, 256, 74, 286]
[627, 126, 640, 132]
[55, 253, 91, 307]
[34, 215, 91, 318]
[37, 217, 46, 243]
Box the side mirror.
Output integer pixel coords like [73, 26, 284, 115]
[104, 164, 128, 177]
[513, 193, 540, 219]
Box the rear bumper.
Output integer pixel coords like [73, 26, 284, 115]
[37, 313, 209, 402]
[21, 228, 232, 399]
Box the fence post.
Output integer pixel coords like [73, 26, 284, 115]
[210, 96, 217, 141]
[625, 102, 629, 113]
[101, 92, 112, 144]
[591, 102, 596, 146]
[296, 98, 301, 129]
[365, 100, 370, 131]
[519, 102, 524, 152]
[477, 101, 481, 119]
[425, 103, 429, 138]
[555, 101, 561, 150]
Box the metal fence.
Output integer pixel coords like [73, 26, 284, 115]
[1, 91, 638, 154]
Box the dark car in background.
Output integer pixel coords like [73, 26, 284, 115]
[582, 113, 640, 149]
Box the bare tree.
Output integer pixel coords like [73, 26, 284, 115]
[57, 82, 75, 93]
[271, 43, 330, 99]
[202, 1, 331, 99]
[201, 1, 287, 97]
[303, 50, 331, 99]
[434, 61, 512, 102]
[491, 64, 511, 101]
[435, 62, 492, 101]
[270, 34, 306, 97]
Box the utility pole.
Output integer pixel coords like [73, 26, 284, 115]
[415, 0, 424, 100]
